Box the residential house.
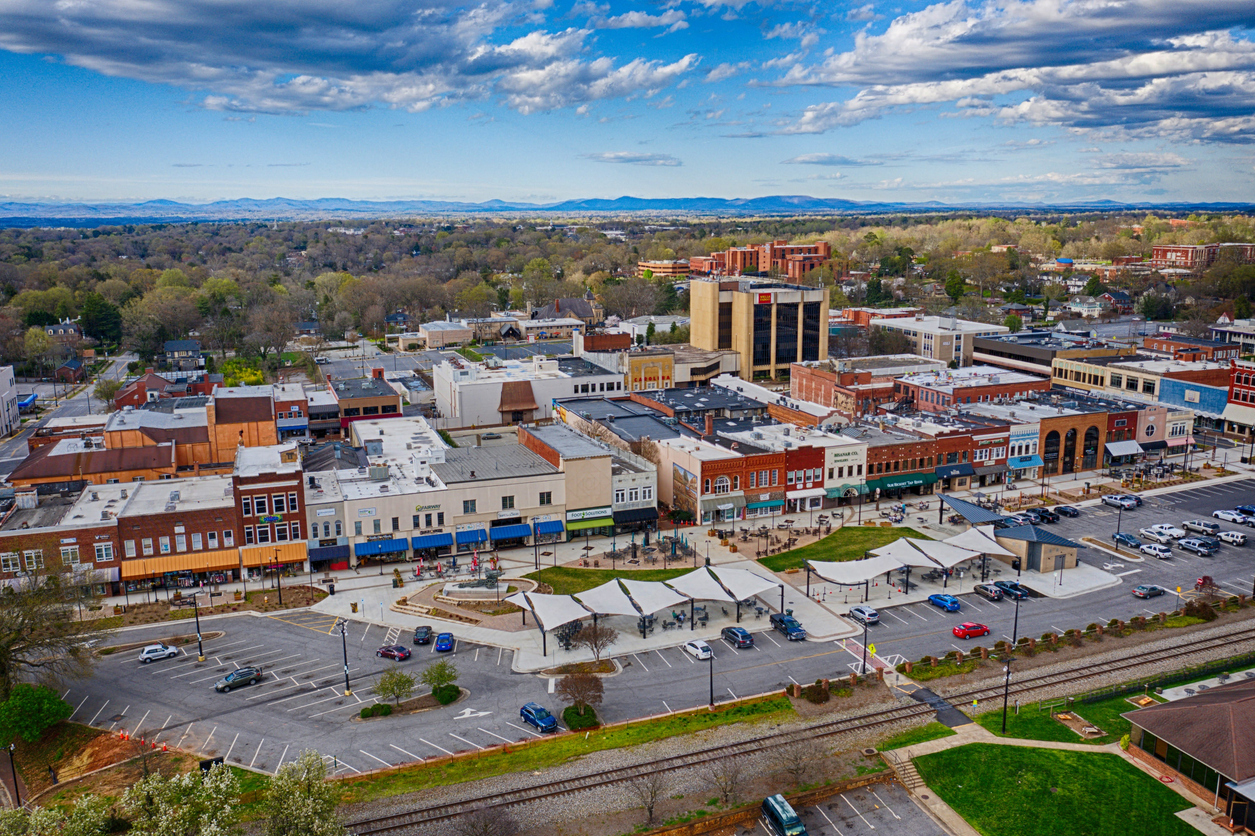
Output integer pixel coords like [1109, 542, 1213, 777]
[163, 340, 203, 371]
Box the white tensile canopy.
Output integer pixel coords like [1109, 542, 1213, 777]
[504, 592, 590, 631]
[707, 566, 780, 601]
[666, 567, 738, 603]
[806, 553, 907, 585]
[869, 537, 942, 568]
[620, 579, 689, 614]
[573, 579, 641, 617]
[907, 538, 980, 569]
[944, 524, 1017, 557]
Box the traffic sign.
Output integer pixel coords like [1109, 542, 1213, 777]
[867, 644, 876, 655]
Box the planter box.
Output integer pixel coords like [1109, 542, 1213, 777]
[234, 591, 243, 601]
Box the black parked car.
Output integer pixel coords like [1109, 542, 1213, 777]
[993, 580, 1029, 600]
[413, 625, 434, 644]
[215, 666, 262, 693]
[1034, 508, 1060, 523]
[1056, 505, 1080, 517]
[769, 613, 807, 641]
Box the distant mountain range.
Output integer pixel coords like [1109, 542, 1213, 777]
[2, 195, 1253, 225]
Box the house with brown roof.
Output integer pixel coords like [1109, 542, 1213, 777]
[1123, 677, 1255, 830]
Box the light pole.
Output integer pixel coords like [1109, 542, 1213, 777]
[1000, 656, 1013, 734]
[860, 615, 870, 675]
[1011, 591, 1022, 646]
[708, 654, 714, 707]
[7, 743, 18, 808]
[193, 598, 205, 662]
[1116, 504, 1124, 535]
[273, 547, 283, 605]
[338, 619, 351, 696]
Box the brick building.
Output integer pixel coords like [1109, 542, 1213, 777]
[1151, 243, 1255, 271]
[837, 422, 938, 500]
[0, 488, 120, 596]
[893, 366, 1052, 413]
[1143, 333, 1241, 362]
[233, 443, 306, 576]
[790, 355, 945, 417]
[116, 477, 241, 588]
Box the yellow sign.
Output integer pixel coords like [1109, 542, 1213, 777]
[867, 644, 877, 655]
[1176, 586, 1181, 593]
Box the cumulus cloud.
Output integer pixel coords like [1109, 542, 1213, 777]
[765, 22, 823, 49]
[582, 152, 682, 165]
[705, 62, 750, 83]
[845, 4, 881, 22]
[0, 0, 696, 114]
[776, 0, 1255, 143]
[595, 10, 688, 33]
[780, 153, 881, 166]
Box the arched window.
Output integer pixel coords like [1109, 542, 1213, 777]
[714, 476, 731, 494]
[323, 522, 330, 538]
[334, 520, 342, 537]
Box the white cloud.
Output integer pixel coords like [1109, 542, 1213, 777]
[705, 61, 750, 83]
[582, 152, 682, 165]
[845, 4, 880, 22]
[595, 10, 688, 32]
[765, 22, 823, 50]
[780, 153, 881, 166]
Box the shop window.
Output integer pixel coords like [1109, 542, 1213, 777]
[159, 537, 171, 554]
[223, 530, 234, 546]
[142, 539, 154, 556]
[60, 546, 80, 566]
[95, 543, 114, 562]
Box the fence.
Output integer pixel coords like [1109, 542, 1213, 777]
[1073, 648, 1255, 707]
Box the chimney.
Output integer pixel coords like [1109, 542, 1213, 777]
[705, 414, 714, 437]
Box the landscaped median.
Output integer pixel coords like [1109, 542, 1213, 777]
[757, 526, 931, 573]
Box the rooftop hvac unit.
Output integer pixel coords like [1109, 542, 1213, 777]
[369, 465, 389, 481]
[169, 491, 180, 502]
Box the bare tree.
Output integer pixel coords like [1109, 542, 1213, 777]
[246, 302, 298, 362]
[771, 739, 828, 787]
[451, 806, 519, 836]
[700, 757, 747, 806]
[555, 672, 604, 717]
[573, 623, 618, 663]
[625, 770, 672, 826]
[0, 566, 109, 699]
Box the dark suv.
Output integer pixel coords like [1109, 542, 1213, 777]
[1034, 508, 1060, 523]
[413, 625, 434, 644]
[215, 666, 262, 692]
[721, 626, 754, 648]
[520, 702, 558, 733]
[769, 613, 807, 641]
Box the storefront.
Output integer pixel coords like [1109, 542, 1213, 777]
[866, 472, 937, 499]
[934, 462, 974, 491]
[410, 532, 453, 560]
[489, 521, 532, 549]
[824, 484, 867, 507]
[786, 487, 826, 513]
[973, 462, 1008, 488]
[455, 526, 488, 553]
[567, 507, 614, 540]
[122, 549, 244, 591]
[699, 496, 744, 525]
[1007, 454, 1043, 481]
[242, 542, 308, 580]
[352, 538, 409, 567]
[744, 498, 784, 519]
[1103, 439, 1144, 466]
[612, 506, 658, 534]
[307, 540, 350, 572]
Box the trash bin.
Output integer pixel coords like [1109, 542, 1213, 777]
[391, 578, 400, 589]
[328, 584, 335, 595]
[350, 601, 357, 613]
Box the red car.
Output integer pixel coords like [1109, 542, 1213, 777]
[952, 622, 991, 640]
[376, 645, 411, 661]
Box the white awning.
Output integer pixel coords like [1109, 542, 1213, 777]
[787, 487, 828, 499]
[944, 525, 1018, 557]
[666, 567, 737, 603]
[707, 566, 780, 601]
[907, 538, 980, 569]
[620, 579, 689, 614]
[1105, 440, 1144, 457]
[807, 554, 906, 585]
[504, 592, 590, 632]
[869, 537, 942, 568]
[1222, 402, 1255, 428]
[716, 503, 735, 511]
[573, 579, 641, 617]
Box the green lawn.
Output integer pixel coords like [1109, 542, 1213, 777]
[879, 722, 956, 751]
[914, 744, 1196, 836]
[758, 526, 931, 572]
[523, 565, 692, 595]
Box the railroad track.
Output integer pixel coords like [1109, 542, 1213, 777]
[346, 621, 1255, 835]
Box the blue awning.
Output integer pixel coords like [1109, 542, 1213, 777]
[353, 538, 409, 557]
[1009, 455, 1044, 468]
[745, 500, 785, 510]
[489, 523, 532, 541]
[308, 544, 350, 561]
[935, 463, 975, 479]
[411, 532, 454, 549]
[533, 520, 565, 535]
[277, 417, 308, 430]
[456, 528, 488, 545]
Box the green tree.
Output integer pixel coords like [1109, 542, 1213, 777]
[94, 378, 122, 408]
[645, 322, 656, 344]
[944, 270, 966, 303]
[23, 327, 53, 376]
[0, 571, 108, 699]
[864, 277, 887, 306]
[1003, 314, 1023, 332]
[122, 762, 240, 836]
[0, 684, 73, 744]
[1082, 276, 1106, 297]
[454, 283, 496, 318]
[263, 750, 344, 836]
[420, 659, 458, 695]
[373, 669, 416, 706]
[1234, 296, 1252, 320]
[78, 293, 123, 344]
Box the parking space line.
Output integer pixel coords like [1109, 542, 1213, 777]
[88, 700, 109, 726]
[1051, 625, 1065, 634]
[70, 695, 89, 719]
[884, 610, 910, 625]
[761, 633, 782, 647]
[870, 789, 900, 819]
[816, 806, 839, 830]
[474, 647, 480, 662]
[505, 721, 541, 739]
[277, 744, 289, 769]
[654, 649, 673, 668]
[907, 607, 930, 621]
[478, 728, 512, 744]
[177, 724, 194, 749]
[420, 738, 455, 755]
[631, 653, 650, 672]
[159, 715, 171, 731]
[787, 675, 800, 685]
[727, 688, 738, 700]
[360, 624, 371, 643]
[497, 647, 503, 665]
[389, 743, 422, 761]
[449, 733, 483, 751]
[249, 739, 265, 769]
[841, 794, 875, 829]
[199, 726, 217, 754]
[309, 698, 377, 718]
[661, 701, 673, 713]
[359, 750, 392, 767]
[134, 710, 151, 734]
[109, 705, 129, 731]
[224, 732, 239, 762]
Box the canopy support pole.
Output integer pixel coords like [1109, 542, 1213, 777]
[805, 565, 811, 599]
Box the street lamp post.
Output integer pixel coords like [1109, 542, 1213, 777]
[860, 615, 870, 675]
[337, 619, 352, 695]
[6, 743, 17, 808]
[273, 548, 283, 606]
[1116, 504, 1124, 535]
[193, 598, 205, 662]
[1000, 657, 1013, 734]
[708, 654, 714, 707]
[1011, 592, 1022, 646]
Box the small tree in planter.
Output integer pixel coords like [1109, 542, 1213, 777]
[373, 669, 416, 706]
[420, 659, 459, 704]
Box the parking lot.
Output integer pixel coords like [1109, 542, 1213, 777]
[752, 783, 945, 836]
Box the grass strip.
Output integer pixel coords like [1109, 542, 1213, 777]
[523, 566, 691, 595]
[758, 526, 931, 572]
[336, 694, 794, 804]
[878, 722, 957, 751]
[913, 744, 1196, 836]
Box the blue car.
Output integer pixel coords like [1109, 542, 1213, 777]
[434, 632, 455, 652]
[927, 594, 961, 612]
[520, 702, 558, 732]
[1112, 532, 1142, 549]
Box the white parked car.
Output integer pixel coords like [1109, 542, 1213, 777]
[138, 643, 179, 664]
[1140, 543, 1172, 559]
[1182, 520, 1220, 535]
[1213, 510, 1252, 524]
[1138, 527, 1174, 544]
[1218, 531, 1247, 546]
[1147, 524, 1187, 540]
[683, 640, 713, 661]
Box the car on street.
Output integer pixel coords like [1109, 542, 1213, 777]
[683, 640, 713, 660]
[973, 583, 1004, 601]
[721, 626, 754, 647]
[1213, 510, 1251, 524]
[1182, 520, 1220, 535]
[927, 593, 961, 612]
[1218, 531, 1248, 546]
[434, 633, 455, 652]
[952, 622, 990, 639]
[1179, 538, 1218, 556]
[1139, 527, 1175, 544]
[412, 626, 434, 644]
[1127, 493, 1144, 506]
[138, 643, 179, 664]
[769, 613, 807, 641]
[376, 645, 411, 661]
[1133, 584, 1166, 599]
[1140, 543, 1172, 559]
[215, 666, 262, 693]
[519, 702, 558, 732]
[1112, 532, 1142, 549]
[1056, 505, 1080, 517]
[1034, 508, 1060, 523]
[1102, 495, 1138, 510]
[848, 605, 879, 625]
[1237, 505, 1255, 516]
[994, 580, 1029, 600]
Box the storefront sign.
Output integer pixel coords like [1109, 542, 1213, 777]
[757, 293, 772, 304]
[497, 510, 521, 520]
[316, 508, 337, 517]
[318, 538, 339, 547]
[357, 508, 377, 517]
[261, 515, 283, 523]
[567, 506, 613, 521]
[60, 537, 76, 544]
[415, 504, 440, 512]
[367, 533, 393, 541]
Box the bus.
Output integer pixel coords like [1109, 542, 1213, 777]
[761, 794, 807, 836]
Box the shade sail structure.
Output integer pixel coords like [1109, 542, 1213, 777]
[504, 592, 590, 632]
[620, 579, 689, 614]
[940, 495, 1007, 525]
[573, 580, 641, 617]
[807, 554, 907, 585]
[666, 567, 737, 603]
[869, 537, 941, 568]
[944, 525, 1017, 557]
[707, 566, 780, 601]
[907, 538, 980, 569]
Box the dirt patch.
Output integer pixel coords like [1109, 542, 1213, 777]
[42, 749, 198, 806]
[540, 660, 617, 676]
[454, 599, 523, 616]
[1051, 710, 1106, 739]
[788, 680, 900, 720]
[97, 631, 225, 656]
[19, 722, 194, 801]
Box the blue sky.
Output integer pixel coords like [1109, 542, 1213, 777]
[1, 0, 1253, 204]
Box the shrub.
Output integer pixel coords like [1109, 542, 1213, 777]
[374, 703, 393, 716]
[360, 706, 372, 719]
[1183, 600, 1218, 622]
[802, 679, 830, 704]
[563, 705, 599, 730]
[434, 684, 459, 705]
[993, 640, 1007, 652]
[1107, 618, 1120, 629]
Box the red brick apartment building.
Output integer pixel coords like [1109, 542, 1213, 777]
[1151, 243, 1255, 271]
[233, 443, 306, 573]
[1143, 334, 1241, 362]
[894, 367, 1052, 413]
[686, 240, 837, 281]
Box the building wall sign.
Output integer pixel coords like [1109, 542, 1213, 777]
[415, 504, 440, 512]
[497, 510, 521, 520]
[316, 508, 337, 517]
[60, 537, 76, 545]
[357, 508, 377, 517]
[567, 506, 613, 521]
[261, 515, 283, 523]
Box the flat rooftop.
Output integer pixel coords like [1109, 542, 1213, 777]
[556, 357, 617, 378]
[636, 387, 765, 413]
[718, 422, 863, 452]
[234, 443, 302, 477]
[526, 423, 611, 460]
[658, 435, 743, 461]
[1, 494, 76, 531]
[330, 377, 399, 400]
[431, 445, 558, 484]
[877, 315, 1008, 334]
[836, 422, 932, 447]
[668, 343, 738, 364]
[119, 475, 235, 517]
[555, 397, 646, 420]
[897, 365, 1048, 392]
[141, 396, 209, 413]
[106, 408, 208, 432]
[600, 414, 682, 443]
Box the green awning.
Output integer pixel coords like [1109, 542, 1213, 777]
[825, 484, 868, 498]
[867, 472, 938, 491]
[566, 517, 613, 531]
[745, 500, 785, 510]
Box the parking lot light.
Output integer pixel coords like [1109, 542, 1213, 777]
[338, 619, 352, 696]
[1001, 657, 1013, 734]
[194, 599, 205, 662]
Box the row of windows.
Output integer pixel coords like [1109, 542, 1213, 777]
[828, 464, 865, 479]
[0, 550, 43, 572]
[341, 405, 400, 417]
[613, 487, 654, 504]
[244, 522, 300, 545]
[575, 381, 622, 395]
[973, 447, 1007, 462]
[460, 493, 552, 516]
[129, 529, 236, 556]
[785, 469, 822, 485]
[1010, 442, 1039, 457]
[242, 493, 300, 517]
[57, 544, 115, 565]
